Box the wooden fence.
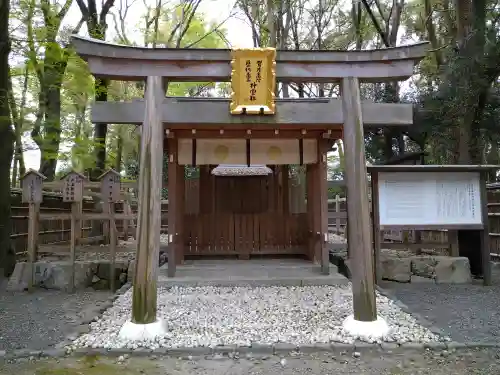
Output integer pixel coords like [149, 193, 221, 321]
[12, 180, 500, 260]
[10, 189, 96, 256]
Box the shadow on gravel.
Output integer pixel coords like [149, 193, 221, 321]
[379, 267, 500, 343]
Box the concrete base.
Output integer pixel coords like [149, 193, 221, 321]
[342, 315, 390, 339]
[118, 319, 167, 341]
[158, 259, 349, 287]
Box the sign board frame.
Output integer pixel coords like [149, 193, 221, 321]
[367, 164, 498, 287]
[230, 48, 276, 115]
[377, 171, 483, 229]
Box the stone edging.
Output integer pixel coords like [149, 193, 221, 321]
[1, 341, 499, 362]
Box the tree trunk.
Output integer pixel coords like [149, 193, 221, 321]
[77, 0, 115, 180]
[446, 0, 487, 164]
[8, 67, 28, 186]
[31, 43, 68, 181]
[0, 0, 16, 277]
[92, 80, 109, 178]
[38, 71, 64, 180]
[115, 134, 123, 173]
[361, 0, 405, 160]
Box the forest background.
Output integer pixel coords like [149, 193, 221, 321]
[0, 0, 497, 274]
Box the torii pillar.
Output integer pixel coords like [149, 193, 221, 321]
[119, 76, 167, 340]
[341, 76, 389, 338]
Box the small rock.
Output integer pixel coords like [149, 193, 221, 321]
[353, 351, 361, 358]
[280, 358, 287, 367]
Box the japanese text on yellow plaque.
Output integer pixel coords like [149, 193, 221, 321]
[230, 48, 276, 115]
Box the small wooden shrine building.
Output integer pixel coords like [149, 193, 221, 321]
[72, 35, 428, 322]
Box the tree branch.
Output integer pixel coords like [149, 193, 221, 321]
[175, 0, 203, 48]
[184, 12, 235, 48]
[75, 0, 90, 19]
[100, 0, 116, 22]
[361, 0, 390, 47]
[57, 0, 74, 21]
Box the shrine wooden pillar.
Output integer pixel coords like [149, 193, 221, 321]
[306, 164, 315, 261]
[310, 162, 321, 263]
[307, 140, 329, 274]
[176, 163, 185, 265]
[317, 139, 329, 275]
[131, 75, 163, 324]
[167, 138, 179, 277]
[341, 76, 377, 322]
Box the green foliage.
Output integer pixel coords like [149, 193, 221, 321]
[8, 0, 500, 184]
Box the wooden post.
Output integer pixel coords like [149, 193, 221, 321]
[306, 165, 315, 261]
[341, 76, 377, 321]
[318, 140, 329, 275]
[176, 164, 185, 265]
[99, 169, 121, 291]
[311, 163, 321, 263]
[132, 76, 163, 324]
[414, 230, 422, 255]
[103, 202, 110, 244]
[335, 194, 341, 234]
[370, 172, 382, 285]
[167, 138, 178, 277]
[61, 171, 86, 293]
[480, 171, 492, 286]
[123, 201, 130, 242]
[109, 203, 117, 290]
[70, 202, 78, 291]
[27, 203, 38, 291]
[448, 230, 459, 257]
[21, 170, 45, 292]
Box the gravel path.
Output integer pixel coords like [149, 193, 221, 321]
[0, 285, 112, 351]
[381, 267, 500, 343]
[3, 348, 500, 374]
[72, 285, 443, 350]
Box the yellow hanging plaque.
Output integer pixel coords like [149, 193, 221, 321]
[230, 48, 276, 115]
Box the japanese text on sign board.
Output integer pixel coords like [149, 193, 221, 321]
[230, 47, 276, 115]
[244, 59, 264, 102]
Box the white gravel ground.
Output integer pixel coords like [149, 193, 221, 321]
[72, 285, 444, 350]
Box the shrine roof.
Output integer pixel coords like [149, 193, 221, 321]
[211, 164, 273, 176]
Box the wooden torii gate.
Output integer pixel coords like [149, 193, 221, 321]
[71, 35, 428, 333]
